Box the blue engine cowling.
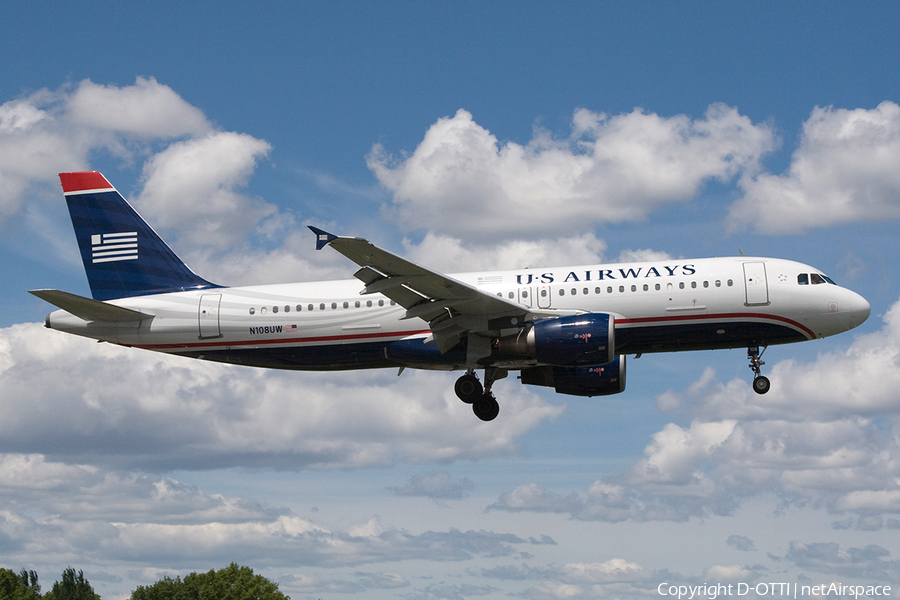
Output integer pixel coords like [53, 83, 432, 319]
[498, 313, 616, 366]
[520, 355, 626, 397]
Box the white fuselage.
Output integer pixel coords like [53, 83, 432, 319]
[45, 256, 871, 371]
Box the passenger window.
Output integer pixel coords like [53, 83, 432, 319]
[249, 308, 255, 315]
[319, 303, 325, 310]
[378, 299, 384, 306]
[571, 288, 577, 295]
[296, 305, 302, 312]
[607, 286, 613, 294]
[595, 287, 601, 294]
[559, 289, 565, 296]
[273, 306, 279, 313]
[679, 282, 685, 290]
[355, 301, 361, 308]
[308, 304, 314, 311]
[727, 279, 734, 286]
[691, 281, 697, 289]
[811, 273, 826, 285]
[643, 284, 649, 291]
[261, 307, 267, 314]
[715, 280, 721, 288]
[631, 285, 637, 292]
[284, 305, 290, 313]
[541, 289, 547, 297]
[367, 300, 372, 307]
[655, 283, 661, 291]
[522, 291, 528, 298]
[583, 287, 588, 295]
[508, 292, 514, 299]
[798, 274, 809, 285]
[703, 281, 709, 288]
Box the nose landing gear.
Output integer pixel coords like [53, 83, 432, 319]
[454, 368, 504, 421]
[748, 346, 770, 394]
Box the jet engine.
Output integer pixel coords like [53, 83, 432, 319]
[520, 356, 626, 397]
[498, 313, 615, 366]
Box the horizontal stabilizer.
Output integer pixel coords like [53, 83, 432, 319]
[30, 289, 154, 322]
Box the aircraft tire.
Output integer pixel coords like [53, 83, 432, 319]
[752, 376, 771, 395]
[455, 374, 483, 404]
[473, 395, 500, 421]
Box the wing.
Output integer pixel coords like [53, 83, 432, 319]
[309, 226, 535, 364]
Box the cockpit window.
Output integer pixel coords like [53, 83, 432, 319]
[798, 274, 809, 285]
[811, 273, 827, 285]
[822, 274, 836, 285]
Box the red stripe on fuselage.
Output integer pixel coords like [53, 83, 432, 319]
[132, 328, 432, 351]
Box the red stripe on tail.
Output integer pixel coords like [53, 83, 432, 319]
[59, 171, 114, 193]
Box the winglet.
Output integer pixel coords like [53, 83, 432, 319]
[308, 226, 338, 250]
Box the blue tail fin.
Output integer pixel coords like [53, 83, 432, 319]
[60, 171, 220, 301]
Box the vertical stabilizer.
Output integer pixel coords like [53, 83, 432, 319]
[59, 171, 220, 300]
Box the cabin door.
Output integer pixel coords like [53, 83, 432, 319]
[742, 262, 769, 306]
[199, 293, 223, 339]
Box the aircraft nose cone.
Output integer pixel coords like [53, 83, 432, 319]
[846, 290, 870, 330]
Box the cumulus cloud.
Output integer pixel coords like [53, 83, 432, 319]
[732, 101, 900, 233]
[401, 231, 609, 273]
[135, 131, 274, 248]
[490, 296, 900, 523]
[368, 105, 776, 241]
[0, 323, 560, 471]
[0, 77, 213, 218]
[65, 77, 210, 138]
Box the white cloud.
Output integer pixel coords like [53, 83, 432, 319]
[0, 322, 560, 471]
[65, 77, 210, 138]
[0, 77, 212, 220]
[402, 231, 609, 273]
[731, 101, 900, 233]
[369, 105, 776, 241]
[135, 131, 273, 249]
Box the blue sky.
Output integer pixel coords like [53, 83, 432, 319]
[2, 2, 900, 599]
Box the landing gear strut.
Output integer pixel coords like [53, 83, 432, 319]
[748, 346, 770, 394]
[454, 368, 504, 421]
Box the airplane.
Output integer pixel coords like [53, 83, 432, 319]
[31, 171, 871, 422]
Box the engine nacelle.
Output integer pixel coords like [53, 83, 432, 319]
[520, 355, 626, 397]
[498, 313, 615, 366]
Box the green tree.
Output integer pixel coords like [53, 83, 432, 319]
[130, 563, 289, 600]
[42, 568, 100, 600]
[0, 567, 41, 600]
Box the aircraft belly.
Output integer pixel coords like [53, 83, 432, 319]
[615, 317, 809, 353]
[173, 340, 395, 371]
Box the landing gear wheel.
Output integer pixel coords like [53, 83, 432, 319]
[753, 376, 771, 395]
[473, 394, 500, 421]
[454, 373, 483, 404]
[747, 346, 770, 394]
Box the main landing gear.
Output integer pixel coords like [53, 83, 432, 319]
[454, 369, 503, 421]
[748, 346, 770, 395]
